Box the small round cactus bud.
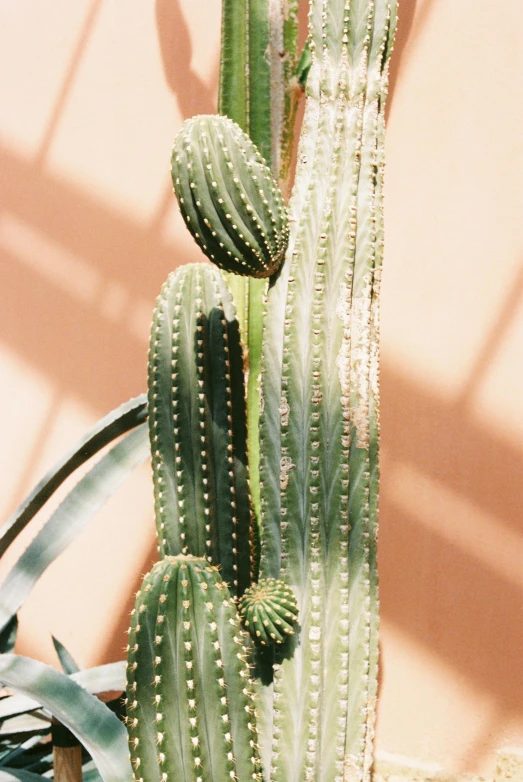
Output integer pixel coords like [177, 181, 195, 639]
[238, 578, 299, 645]
[171, 114, 288, 278]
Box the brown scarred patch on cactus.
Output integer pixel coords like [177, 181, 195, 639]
[238, 577, 298, 645]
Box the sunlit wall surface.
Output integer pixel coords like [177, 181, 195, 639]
[1, 1, 522, 777]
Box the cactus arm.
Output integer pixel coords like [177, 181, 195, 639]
[172, 116, 288, 279]
[148, 263, 251, 595]
[127, 557, 261, 782]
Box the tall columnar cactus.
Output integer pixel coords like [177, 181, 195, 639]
[257, 3, 397, 780]
[128, 1, 397, 781]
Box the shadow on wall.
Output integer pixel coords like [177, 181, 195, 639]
[379, 350, 523, 767]
[1, 0, 522, 773]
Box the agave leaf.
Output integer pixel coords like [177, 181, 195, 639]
[0, 697, 39, 723]
[71, 662, 126, 696]
[0, 768, 48, 782]
[83, 761, 104, 782]
[0, 663, 126, 721]
[0, 395, 147, 559]
[51, 637, 80, 675]
[0, 425, 149, 636]
[0, 656, 132, 782]
[0, 713, 50, 737]
[0, 734, 49, 770]
[0, 618, 18, 655]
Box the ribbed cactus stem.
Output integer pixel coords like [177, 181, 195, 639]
[126, 556, 262, 782]
[267, 0, 300, 195]
[257, 1, 397, 781]
[219, 0, 272, 167]
[148, 263, 251, 595]
[172, 116, 288, 279]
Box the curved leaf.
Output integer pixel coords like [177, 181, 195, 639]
[0, 662, 126, 721]
[0, 768, 47, 782]
[0, 656, 132, 782]
[51, 637, 80, 675]
[0, 395, 147, 558]
[0, 713, 50, 737]
[0, 426, 149, 635]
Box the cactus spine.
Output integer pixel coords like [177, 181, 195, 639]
[127, 556, 261, 782]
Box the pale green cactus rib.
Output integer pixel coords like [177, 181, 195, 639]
[172, 116, 288, 279]
[344, 5, 396, 780]
[361, 5, 398, 777]
[254, 71, 323, 772]
[148, 263, 251, 595]
[126, 556, 262, 782]
[257, 1, 396, 781]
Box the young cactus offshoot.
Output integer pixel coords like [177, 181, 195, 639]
[126, 556, 261, 782]
[171, 115, 288, 278]
[239, 577, 299, 646]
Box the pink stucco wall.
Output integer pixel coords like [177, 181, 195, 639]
[1, 1, 522, 776]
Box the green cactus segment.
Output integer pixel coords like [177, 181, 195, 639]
[258, 1, 397, 780]
[239, 578, 298, 646]
[172, 115, 288, 279]
[219, 0, 272, 167]
[267, 0, 300, 195]
[148, 263, 251, 595]
[345, 4, 397, 780]
[126, 556, 262, 782]
[219, 0, 248, 136]
[248, 0, 272, 166]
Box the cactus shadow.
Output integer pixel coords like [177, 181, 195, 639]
[377, 353, 523, 765]
[253, 630, 300, 687]
[155, 0, 217, 118]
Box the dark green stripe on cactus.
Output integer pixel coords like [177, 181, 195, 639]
[171, 115, 288, 278]
[148, 263, 251, 596]
[239, 578, 298, 646]
[126, 556, 262, 782]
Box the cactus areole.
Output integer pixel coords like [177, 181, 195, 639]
[127, 1, 397, 781]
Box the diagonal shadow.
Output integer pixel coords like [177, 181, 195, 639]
[381, 355, 523, 536]
[378, 356, 523, 764]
